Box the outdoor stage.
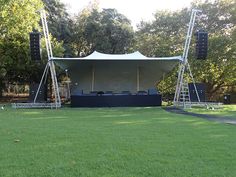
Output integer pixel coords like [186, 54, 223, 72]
[14, 9, 207, 109]
[52, 51, 181, 107]
[71, 93, 162, 107]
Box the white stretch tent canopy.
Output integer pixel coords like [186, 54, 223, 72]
[52, 51, 182, 94]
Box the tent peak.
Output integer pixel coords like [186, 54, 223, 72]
[84, 51, 147, 59]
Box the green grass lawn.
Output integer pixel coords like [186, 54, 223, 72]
[0, 106, 236, 177]
[189, 105, 236, 118]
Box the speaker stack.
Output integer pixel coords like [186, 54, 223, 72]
[30, 32, 41, 61]
[195, 30, 208, 60]
[188, 83, 206, 102]
[29, 83, 47, 102]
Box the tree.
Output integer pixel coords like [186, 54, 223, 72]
[135, 0, 236, 100]
[135, 9, 190, 97]
[135, 9, 190, 57]
[190, 0, 236, 100]
[69, 2, 99, 56]
[71, 6, 134, 55]
[42, 0, 73, 56]
[0, 0, 64, 96]
[0, 0, 43, 96]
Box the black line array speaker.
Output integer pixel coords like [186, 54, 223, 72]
[188, 83, 206, 102]
[30, 32, 41, 60]
[29, 83, 47, 102]
[195, 30, 208, 60]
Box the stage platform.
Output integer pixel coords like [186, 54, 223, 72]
[71, 93, 162, 107]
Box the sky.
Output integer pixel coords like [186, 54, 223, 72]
[61, 0, 194, 27]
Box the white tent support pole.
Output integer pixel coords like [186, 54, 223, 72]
[91, 65, 95, 91]
[137, 66, 140, 91]
[34, 63, 49, 103]
[162, 73, 165, 80]
[65, 70, 71, 99]
[67, 82, 71, 99]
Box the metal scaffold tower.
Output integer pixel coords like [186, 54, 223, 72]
[37, 10, 61, 108]
[12, 10, 61, 109]
[173, 9, 201, 109]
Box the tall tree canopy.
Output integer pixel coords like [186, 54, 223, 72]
[135, 0, 236, 100]
[191, 0, 236, 99]
[0, 0, 43, 86]
[71, 6, 134, 55]
[0, 0, 235, 101]
[42, 0, 73, 55]
[0, 0, 64, 96]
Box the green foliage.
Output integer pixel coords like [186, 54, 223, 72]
[0, 0, 43, 85]
[135, 9, 190, 95]
[135, 0, 236, 100]
[190, 0, 236, 99]
[69, 3, 98, 56]
[0, 0, 64, 86]
[0, 0, 235, 100]
[86, 8, 134, 54]
[135, 9, 189, 57]
[72, 6, 134, 55]
[42, 0, 73, 55]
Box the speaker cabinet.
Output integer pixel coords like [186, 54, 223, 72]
[29, 83, 47, 102]
[195, 30, 208, 60]
[30, 32, 41, 60]
[188, 83, 205, 102]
